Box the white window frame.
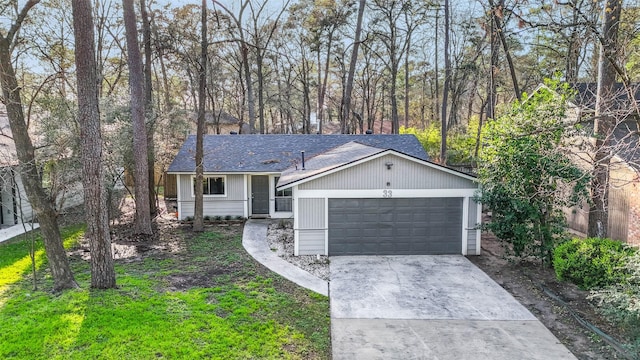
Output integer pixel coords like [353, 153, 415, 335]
[274, 176, 293, 212]
[191, 175, 227, 198]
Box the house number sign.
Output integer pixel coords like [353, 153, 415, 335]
[382, 190, 393, 198]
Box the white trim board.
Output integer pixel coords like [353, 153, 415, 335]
[190, 175, 228, 198]
[295, 189, 477, 198]
[462, 197, 469, 256]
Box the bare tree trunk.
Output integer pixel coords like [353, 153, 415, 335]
[404, 34, 410, 129]
[390, 66, 400, 134]
[257, 53, 266, 134]
[488, 0, 520, 100]
[404, 10, 412, 129]
[123, 0, 152, 235]
[565, 4, 582, 83]
[341, 0, 366, 134]
[434, 6, 440, 124]
[318, 30, 334, 134]
[487, 3, 498, 121]
[193, 0, 207, 232]
[241, 44, 257, 133]
[588, 0, 622, 238]
[1, 0, 77, 292]
[440, 0, 451, 164]
[72, 0, 115, 289]
[380, 84, 385, 133]
[474, 98, 487, 160]
[300, 50, 312, 134]
[140, 0, 156, 216]
[150, 12, 173, 112]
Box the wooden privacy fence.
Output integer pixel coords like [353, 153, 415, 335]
[565, 186, 630, 242]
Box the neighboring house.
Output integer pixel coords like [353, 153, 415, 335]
[561, 83, 640, 246]
[0, 114, 33, 227]
[0, 166, 33, 227]
[0, 112, 83, 228]
[167, 134, 481, 256]
[205, 110, 249, 135]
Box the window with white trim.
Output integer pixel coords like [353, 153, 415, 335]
[193, 176, 226, 196]
[274, 177, 292, 212]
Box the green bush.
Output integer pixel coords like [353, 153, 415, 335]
[589, 251, 640, 353]
[553, 238, 635, 290]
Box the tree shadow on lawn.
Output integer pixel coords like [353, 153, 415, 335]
[0, 225, 84, 307]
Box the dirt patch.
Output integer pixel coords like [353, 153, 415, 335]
[266, 220, 329, 281]
[166, 267, 234, 291]
[68, 196, 187, 261]
[469, 230, 628, 359]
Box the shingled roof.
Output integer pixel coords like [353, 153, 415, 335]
[567, 83, 640, 171]
[277, 141, 386, 188]
[167, 134, 428, 173]
[571, 82, 640, 112]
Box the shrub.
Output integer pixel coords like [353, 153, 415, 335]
[476, 81, 590, 265]
[553, 238, 635, 290]
[277, 219, 292, 229]
[224, 215, 233, 221]
[589, 251, 640, 353]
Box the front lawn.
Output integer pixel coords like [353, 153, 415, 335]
[0, 223, 330, 359]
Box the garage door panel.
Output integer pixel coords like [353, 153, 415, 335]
[412, 227, 429, 236]
[394, 242, 412, 252]
[361, 228, 380, 237]
[328, 198, 462, 255]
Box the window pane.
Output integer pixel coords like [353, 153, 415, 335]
[275, 198, 292, 212]
[197, 177, 225, 195]
[211, 177, 224, 194]
[203, 178, 210, 194]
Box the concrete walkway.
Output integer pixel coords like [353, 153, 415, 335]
[241, 219, 328, 296]
[0, 223, 40, 244]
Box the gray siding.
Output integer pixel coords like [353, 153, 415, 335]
[297, 230, 325, 255]
[179, 200, 245, 218]
[13, 174, 33, 223]
[1, 169, 15, 225]
[226, 175, 245, 201]
[178, 174, 191, 200]
[299, 154, 476, 190]
[467, 199, 479, 255]
[1, 169, 80, 226]
[298, 198, 325, 229]
[177, 174, 246, 219]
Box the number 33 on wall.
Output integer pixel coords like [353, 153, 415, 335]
[382, 190, 393, 198]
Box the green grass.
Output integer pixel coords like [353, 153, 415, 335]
[0, 225, 85, 293]
[0, 225, 330, 359]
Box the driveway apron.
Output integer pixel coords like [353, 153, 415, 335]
[330, 255, 577, 360]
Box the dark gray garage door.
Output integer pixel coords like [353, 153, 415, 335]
[328, 198, 463, 255]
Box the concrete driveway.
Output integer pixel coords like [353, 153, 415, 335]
[330, 255, 577, 360]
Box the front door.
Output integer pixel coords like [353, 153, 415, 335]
[251, 175, 270, 216]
